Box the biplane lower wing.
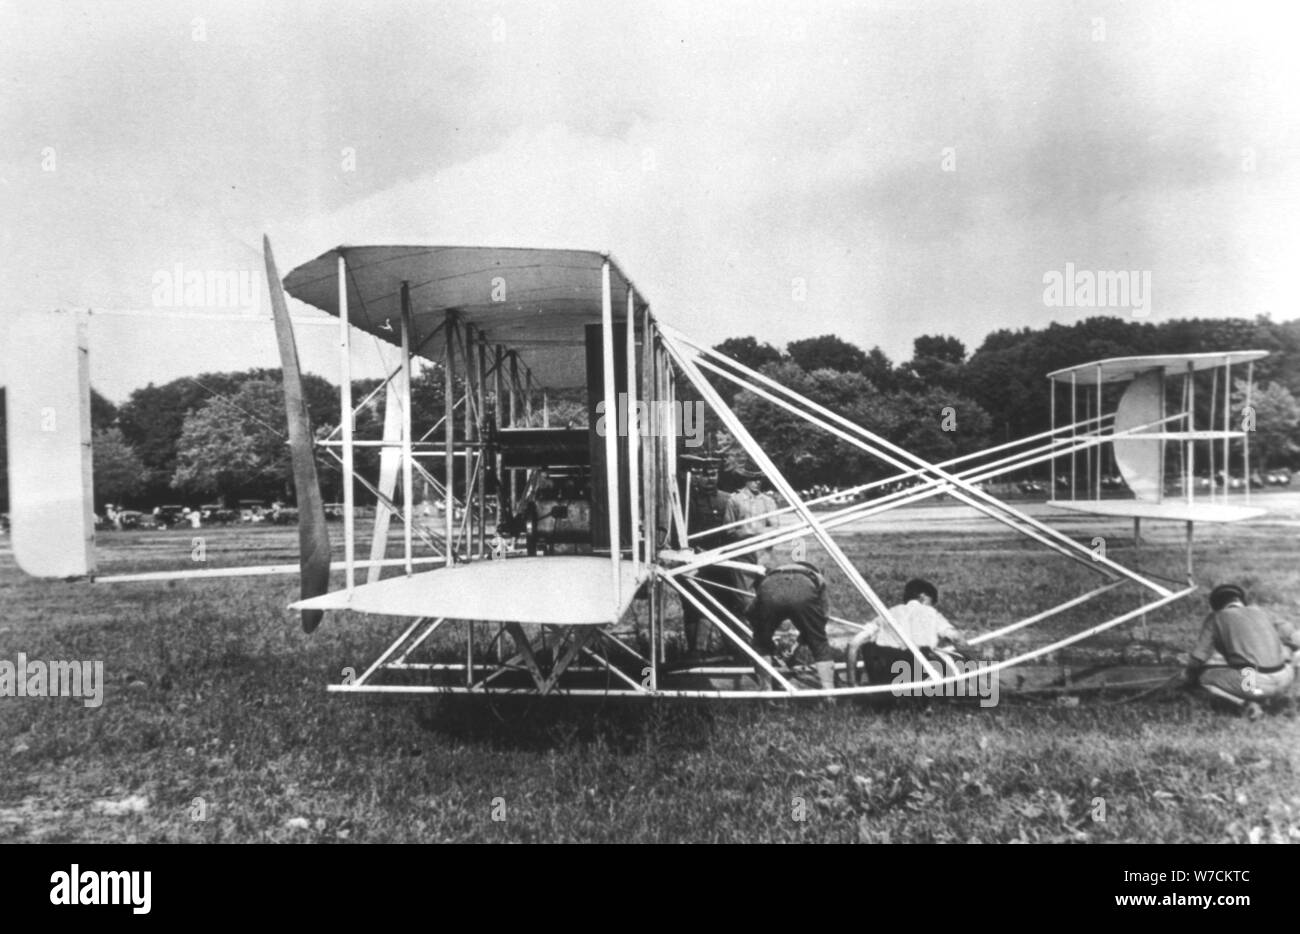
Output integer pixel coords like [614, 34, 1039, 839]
[291, 556, 645, 624]
[1050, 500, 1266, 523]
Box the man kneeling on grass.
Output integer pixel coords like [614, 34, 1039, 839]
[1184, 583, 1299, 720]
[845, 578, 972, 687]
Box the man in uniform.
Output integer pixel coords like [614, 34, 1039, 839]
[678, 455, 744, 657]
[748, 560, 836, 693]
[1184, 583, 1299, 719]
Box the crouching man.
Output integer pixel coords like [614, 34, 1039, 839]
[845, 578, 971, 687]
[748, 561, 836, 694]
[1185, 583, 1299, 720]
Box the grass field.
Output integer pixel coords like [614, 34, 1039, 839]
[2, 496, 1298, 843]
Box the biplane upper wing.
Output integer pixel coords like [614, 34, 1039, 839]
[290, 556, 645, 624]
[282, 245, 649, 387]
[1046, 351, 1269, 385]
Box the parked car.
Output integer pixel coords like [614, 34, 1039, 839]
[266, 504, 299, 525]
[199, 504, 239, 525]
[153, 504, 189, 528]
[114, 510, 146, 530]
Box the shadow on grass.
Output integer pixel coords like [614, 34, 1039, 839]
[410, 695, 724, 755]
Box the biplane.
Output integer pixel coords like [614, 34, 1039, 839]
[2, 241, 1269, 700]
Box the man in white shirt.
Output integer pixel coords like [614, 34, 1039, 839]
[724, 466, 779, 581]
[725, 470, 778, 538]
[845, 578, 968, 686]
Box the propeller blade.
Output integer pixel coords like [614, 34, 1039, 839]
[264, 235, 332, 632]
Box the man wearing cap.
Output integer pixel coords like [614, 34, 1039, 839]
[678, 455, 745, 657]
[748, 560, 837, 693]
[1184, 583, 1299, 719]
[845, 578, 970, 686]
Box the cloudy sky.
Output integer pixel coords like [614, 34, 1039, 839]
[2, 0, 1297, 401]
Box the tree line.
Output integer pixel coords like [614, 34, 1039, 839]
[706, 315, 1300, 487]
[0, 314, 1296, 512]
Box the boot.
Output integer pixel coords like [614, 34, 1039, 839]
[815, 661, 837, 706]
[754, 656, 776, 691]
[843, 645, 859, 687]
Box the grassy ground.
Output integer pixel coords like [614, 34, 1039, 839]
[1, 498, 1298, 843]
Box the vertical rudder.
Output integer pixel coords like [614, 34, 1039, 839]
[3, 309, 96, 578]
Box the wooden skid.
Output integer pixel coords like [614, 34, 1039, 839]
[325, 582, 1194, 700]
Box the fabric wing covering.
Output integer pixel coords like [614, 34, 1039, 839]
[282, 246, 649, 389]
[290, 556, 644, 624]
